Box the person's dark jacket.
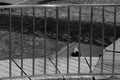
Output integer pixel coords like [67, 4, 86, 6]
[71, 51, 80, 57]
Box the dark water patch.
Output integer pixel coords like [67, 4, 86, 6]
[0, 2, 12, 5]
[0, 13, 120, 46]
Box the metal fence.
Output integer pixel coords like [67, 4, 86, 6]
[0, 4, 120, 80]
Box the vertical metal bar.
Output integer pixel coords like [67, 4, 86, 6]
[9, 8, 12, 77]
[78, 6, 82, 74]
[12, 59, 32, 80]
[55, 7, 58, 74]
[32, 7, 35, 75]
[101, 6, 105, 74]
[21, 8, 23, 76]
[44, 7, 47, 75]
[67, 6, 70, 74]
[112, 6, 116, 75]
[90, 6, 93, 73]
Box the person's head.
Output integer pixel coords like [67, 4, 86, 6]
[73, 47, 78, 52]
[71, 47, 79, 57]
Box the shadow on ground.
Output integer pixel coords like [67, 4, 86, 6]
[0, 11, 120, 60]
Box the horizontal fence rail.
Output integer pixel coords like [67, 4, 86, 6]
[0, 4, 120, 8]
[0, 4, 120, 79]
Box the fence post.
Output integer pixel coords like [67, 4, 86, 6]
[78, 6, 82, 74]
[21, 7, 24, 76]
[67, 6, 70, 74]
[101, 6, 105, 74]
[44, 7, 47, 75]
[112, 6, 117, 75]
[90, 6, 93, 73]
[9, 8, 12, 77]
[56, 7, 59, 74]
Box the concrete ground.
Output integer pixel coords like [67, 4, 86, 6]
[0, 57, 99, 80]
[94, 38, 120, 80]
